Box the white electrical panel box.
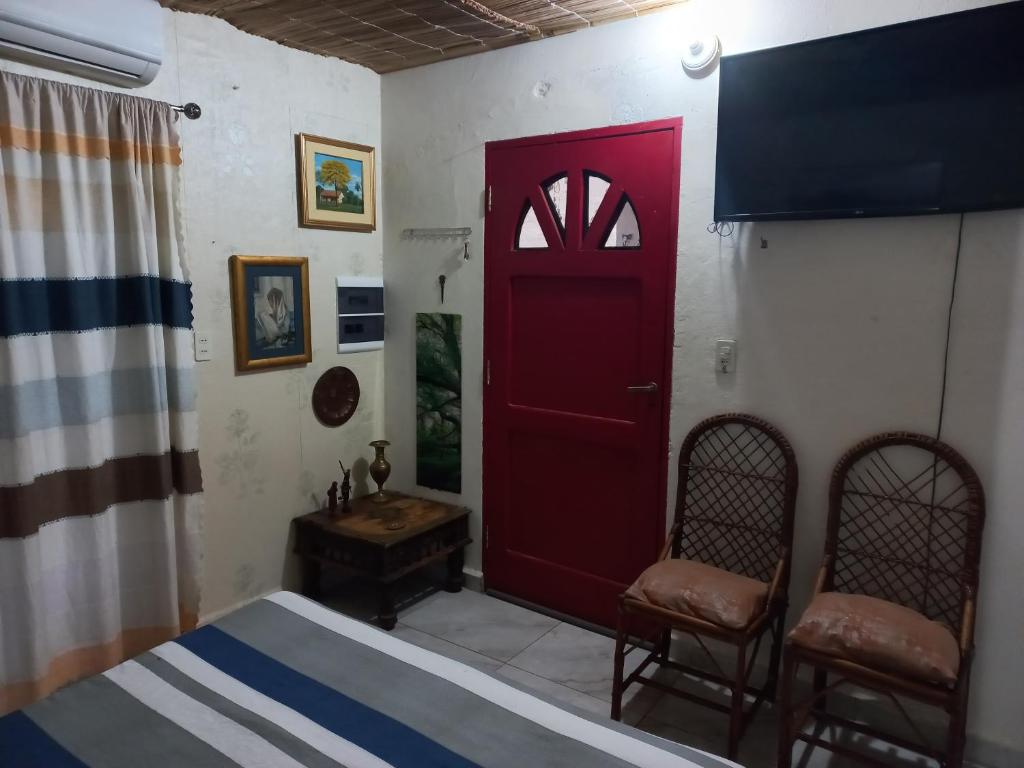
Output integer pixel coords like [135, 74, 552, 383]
[337, 276, 384, 353]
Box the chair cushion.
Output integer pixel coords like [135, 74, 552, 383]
[625, 559, 769, 630]
[788, 592, 960, 685]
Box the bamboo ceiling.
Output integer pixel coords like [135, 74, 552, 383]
[160, 1, 686, 73]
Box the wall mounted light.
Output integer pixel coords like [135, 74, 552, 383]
[681, 34, 721, 75]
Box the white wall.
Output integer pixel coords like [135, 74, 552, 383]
[0, 10, 384, 619]
[381, 0, 1023, 762]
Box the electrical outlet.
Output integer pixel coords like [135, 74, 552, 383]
[716, 339, 736, 374]
[193, 329, 212, 362]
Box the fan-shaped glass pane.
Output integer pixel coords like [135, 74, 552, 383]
[585, 174, 610, 231]
[602, 197, 640, 248]
[516, 202, 549, 249]
[544, 174, 568, 233]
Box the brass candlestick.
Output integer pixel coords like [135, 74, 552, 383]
[368, 440, 391, 502]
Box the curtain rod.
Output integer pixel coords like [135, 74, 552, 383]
[171, 102, 201, 120]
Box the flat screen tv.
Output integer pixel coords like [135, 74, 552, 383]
[714, 2, 1024, 222]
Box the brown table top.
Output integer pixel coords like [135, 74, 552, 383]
[295, 492, 469, 546]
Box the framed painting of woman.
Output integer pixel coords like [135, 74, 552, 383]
[229, 255, 312, 371]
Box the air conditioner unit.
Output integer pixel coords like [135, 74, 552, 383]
[0, 0, 162, 88]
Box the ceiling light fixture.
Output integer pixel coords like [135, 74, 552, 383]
[681, 34, 721, 74]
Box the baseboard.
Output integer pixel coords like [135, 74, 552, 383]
[965, 737, 1022, 768]
[462, 567, 484, 592]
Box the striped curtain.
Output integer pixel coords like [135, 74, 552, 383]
[0, 72, 203, 714]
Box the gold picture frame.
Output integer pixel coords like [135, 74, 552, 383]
[229, 255, 312, 372]
[297, 133, 376, 232]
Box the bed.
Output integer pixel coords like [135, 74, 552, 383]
[0, 591, 740, 768]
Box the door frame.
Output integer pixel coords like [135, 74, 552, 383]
[481, 117, 683, 592]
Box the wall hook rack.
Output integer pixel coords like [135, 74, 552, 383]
[402, 227, 472, 238]
[402, 227, 472, 260]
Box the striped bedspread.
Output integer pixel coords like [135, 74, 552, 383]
[0, 592, 739, 768]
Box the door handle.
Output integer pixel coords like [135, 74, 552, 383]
[627, 381, 658, 393]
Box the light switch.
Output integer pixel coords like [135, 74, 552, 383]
[716, 339, 736, 374]
[194, 329, 212, 362]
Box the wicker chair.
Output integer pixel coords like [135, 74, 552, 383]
[778, 432, 985, 768]
[610, 413, 798, 760]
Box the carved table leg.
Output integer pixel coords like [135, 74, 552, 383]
[445, 546, 465, 593]
[378, 581, 397, 631]
[301, 558, 321, 600]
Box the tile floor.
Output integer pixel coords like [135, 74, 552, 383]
[324, 581, 967, 768]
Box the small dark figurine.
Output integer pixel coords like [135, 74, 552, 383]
[339, 460, 352, 513]
[327, 481, 339, 517]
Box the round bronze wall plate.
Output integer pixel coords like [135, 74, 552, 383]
[312, 366, 360, 426]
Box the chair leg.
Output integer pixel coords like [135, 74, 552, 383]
[727, 642, 747, 760]
[945, 711, 966, 768]
[945, 675, 971, 768]
[764, 608, 786, 702]
[658, 626, 672, 663]
[812, 668, 828, 712]
[610, 609, 628, 721]
[776, 645, 798, 768]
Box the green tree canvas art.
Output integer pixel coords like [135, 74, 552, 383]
[314, 152, 364, 214]
[298, 134, 375, 232]
[416, 313, 462, 493]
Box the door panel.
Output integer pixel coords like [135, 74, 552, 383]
[483, 119, 682, 628]
[508, 275, 641, 420]
[507, 429, 639, 582]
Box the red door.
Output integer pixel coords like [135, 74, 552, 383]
[483, 119, 681, 628]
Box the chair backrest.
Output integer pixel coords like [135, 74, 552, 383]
[825, 432, 985, 634]
[672, 414, 799, 586]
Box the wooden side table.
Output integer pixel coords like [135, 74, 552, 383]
[293, 492, 471, 630]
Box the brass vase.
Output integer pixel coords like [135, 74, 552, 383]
[368, 440, 392, 502]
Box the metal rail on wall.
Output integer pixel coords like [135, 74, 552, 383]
[402, 227, 472, 238]
[402, 227, 473, 260]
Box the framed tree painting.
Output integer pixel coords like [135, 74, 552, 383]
[296, 133, 376, 232]
[229, 255, 312, 372]
[416, 313, 462, 493]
